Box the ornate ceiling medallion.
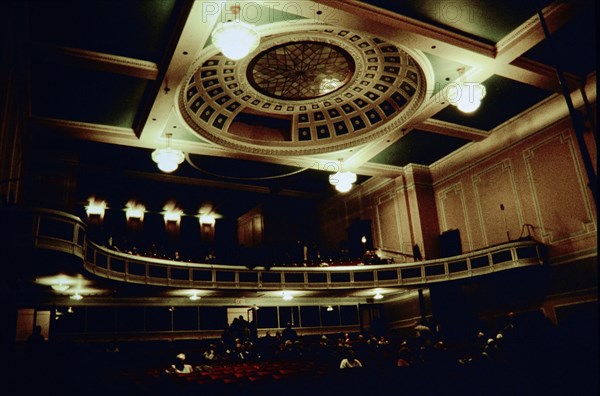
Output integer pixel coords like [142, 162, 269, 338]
[179, 28, 431, 156]
[247, 41, 355, 100]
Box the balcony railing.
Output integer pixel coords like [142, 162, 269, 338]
[1, 206, 86, 259]
[1, 206, 545, 289]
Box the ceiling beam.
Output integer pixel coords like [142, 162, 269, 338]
[30, 43, 159, 80]
[501, 57, 582, 93]
[30, 117, 140, 145]
[320, 0, 588, 169]
[313, 0, 496, 63]
[139, 0, 222, 144]
[418, 119, 489, 141]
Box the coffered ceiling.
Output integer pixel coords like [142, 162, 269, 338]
[16, 0, 595, 198]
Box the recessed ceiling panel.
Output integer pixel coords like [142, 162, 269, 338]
[431, 75, 553, 131]
[30, 61, 147, 128]
[521, 1, 596, 78]
[360, 0, 554, 43]
[368, 130, 471, 167]
[423, 52, 469, 95]
[27, 0, 181, 62]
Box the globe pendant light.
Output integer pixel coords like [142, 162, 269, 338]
[447, 67, 486, 113]
[152, 133, 184, 173]
[211, 5, 260, 61]
[329, 159, 357, 193]
[329, 171, 357, 193]
[211, 21, 260, 60]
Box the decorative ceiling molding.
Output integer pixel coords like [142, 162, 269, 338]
[180, 27, 432, 156]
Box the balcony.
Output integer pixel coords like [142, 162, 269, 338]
[1, 206, 545, 290]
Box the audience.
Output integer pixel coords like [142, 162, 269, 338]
[14, 318, 597, 396]
[102, 235, 400, 267]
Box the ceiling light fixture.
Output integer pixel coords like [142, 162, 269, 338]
[211, 5, 260, 61]
[329, 160, 357, 193]
[51, 280, 70, 292]
[189, 292, 200, 301]
[152, 133, 184, 173]
[446, 67, 486, 113]
[329, 171, 357, 193]
[374, 292, 384, 300]
[70, 293, 83, 301]
[282, 291, 293, 301]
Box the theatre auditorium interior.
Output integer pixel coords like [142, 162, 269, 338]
[0, 0, 597, 394]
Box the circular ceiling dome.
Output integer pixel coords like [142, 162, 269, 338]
[179, 28, 431, 156]
[247, 41, 355, 100]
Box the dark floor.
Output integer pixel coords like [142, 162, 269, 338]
[9, 341, 598, 396]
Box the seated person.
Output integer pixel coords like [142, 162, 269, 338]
[362, 250, 381, 264]
[203, 344, 217, 362]
[166, 353, 193, 374]
[340, 350, 363, 369]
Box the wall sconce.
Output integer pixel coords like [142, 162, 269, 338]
[189, 292, 201, 301]
[125, 201, 145, 221]
[163, 202, 183, 224]
[164, 210, 182, 223]
[152, 133, 184, 173]
[199, 214, 216, 225]
[85, 198, 106, 218]
[211, 4, 260, 60]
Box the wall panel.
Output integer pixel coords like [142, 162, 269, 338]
[472, 160, 523, 246]
[523, 130, 596, 244]
[375, 193, 401, 251]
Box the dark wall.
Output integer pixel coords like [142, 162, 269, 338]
[49, 303, 360, 339]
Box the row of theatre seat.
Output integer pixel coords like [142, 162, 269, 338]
[150, 360, 328, 385]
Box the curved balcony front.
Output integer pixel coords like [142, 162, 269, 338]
[1, 207, 545, 290]
[0, 206, 86, 259]
[84, 240, 544, 290]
